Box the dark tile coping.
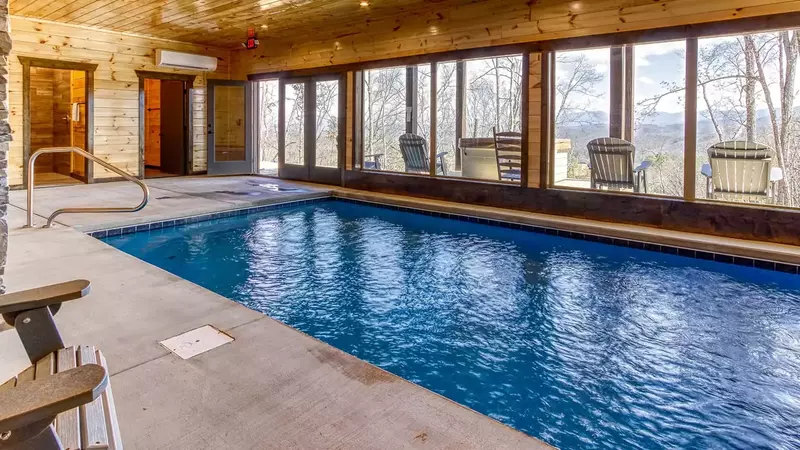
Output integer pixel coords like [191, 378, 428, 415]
[88, 195, 799, 275]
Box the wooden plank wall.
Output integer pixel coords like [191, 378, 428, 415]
[527, 53, 542, 188]
[345, 72, 354, 170]
[7, 16, 230, 185]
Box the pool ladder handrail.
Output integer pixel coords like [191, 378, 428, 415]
[26, 146, 150, 228]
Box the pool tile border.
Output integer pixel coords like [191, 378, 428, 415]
[88, 195, 799, 275]
[86, 197, 330, 240]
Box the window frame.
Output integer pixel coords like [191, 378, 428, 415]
[356, 54, 527, 186]
[547, 42, 694, 201]
[245, 11, 800, 212]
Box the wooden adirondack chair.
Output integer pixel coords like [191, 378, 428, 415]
[587, 137, 651, 193]
[701, 141, 783, 203]
[0, 280, 123, 450]
[398, 134, 448, 175]
[492, 129, 523, 182]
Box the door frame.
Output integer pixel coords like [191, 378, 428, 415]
[135, 71, 196, 178]
[207, 79, 254, 175]
[19, 56, 97, 187]
[278, 73, 346, 185]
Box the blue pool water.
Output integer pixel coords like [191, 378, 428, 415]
[103, 200, 800, 449]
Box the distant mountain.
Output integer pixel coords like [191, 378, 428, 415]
[556, 107, 789, 161]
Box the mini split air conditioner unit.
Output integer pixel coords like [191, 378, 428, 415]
[155, 49, 218, 71]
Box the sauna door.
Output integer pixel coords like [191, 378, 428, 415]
[208, 80, 254, 175]
[278, 75, 344, 184]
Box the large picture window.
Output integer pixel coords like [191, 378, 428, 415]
[552, 48, 611, 189]
[436, 61, 458, 174]
[362, 66, 407, 172]
[548, 29, 800, 210]
[359, 55, 524, 183]
[632, 40, 686, 198]
[697, 32, 800, 208]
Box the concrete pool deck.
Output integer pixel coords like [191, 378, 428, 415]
[1, 176, 551, 449]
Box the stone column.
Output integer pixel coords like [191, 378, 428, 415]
[0, 0, 10, 295]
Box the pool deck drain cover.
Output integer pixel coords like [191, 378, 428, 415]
[160, 325, 234, 359]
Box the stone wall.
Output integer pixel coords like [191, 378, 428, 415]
[0, 0, 9, 295]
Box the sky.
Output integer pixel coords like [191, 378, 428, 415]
[555, 40, 687, 116]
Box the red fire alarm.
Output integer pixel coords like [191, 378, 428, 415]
[242, 28, 259, 50]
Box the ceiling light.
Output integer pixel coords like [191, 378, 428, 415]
[360, 1, 369, 6]
[429, 26, 439, 35]
[260, 24, 268, 30]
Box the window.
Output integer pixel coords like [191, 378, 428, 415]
[551, 44, 686, 197]
[552, 48, 611, 189]
[359, 56, 523, 182]
[697, 32, 800, 208]
[362, 66, 406, 172]
[465, 56, 524, 138]
[459, 56, 525, 183]
[257, 80, 279, 176]
[632, 40, 686, 198]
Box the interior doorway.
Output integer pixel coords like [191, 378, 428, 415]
[29, 66, 88, 186]
[143, 79, 187, 178]
[137, 71, 195, 180]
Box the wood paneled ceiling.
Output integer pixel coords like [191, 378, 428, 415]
[10, 0, 469, 49]
[11, 0, 800, 54]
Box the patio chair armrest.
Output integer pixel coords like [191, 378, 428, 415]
[701, 163, 712, 178]
[0, 280, 91, 316]
[363, 153, 384, 159]
[435, 151, 449, 158]
[634, 161, 652, 173]
[770, 167, 784, 182]
[0, 364, 107, 432]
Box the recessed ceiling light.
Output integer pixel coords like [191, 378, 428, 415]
[260, 24, 268, 29]
[360, 1, 369, 6]
[429, 26, 439, 35]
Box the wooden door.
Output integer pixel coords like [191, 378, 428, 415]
[160, 80, 186, 175]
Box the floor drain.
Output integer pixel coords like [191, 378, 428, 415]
[159, 325, 234, 359]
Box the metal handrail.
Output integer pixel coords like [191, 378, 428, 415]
[27, 147, 150, 228]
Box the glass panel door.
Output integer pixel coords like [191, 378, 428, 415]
[279, 80, 308, 180]
[208, 80, 253, 175]
[279, 76, 343, 184]
[314, 79, 339, 168]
